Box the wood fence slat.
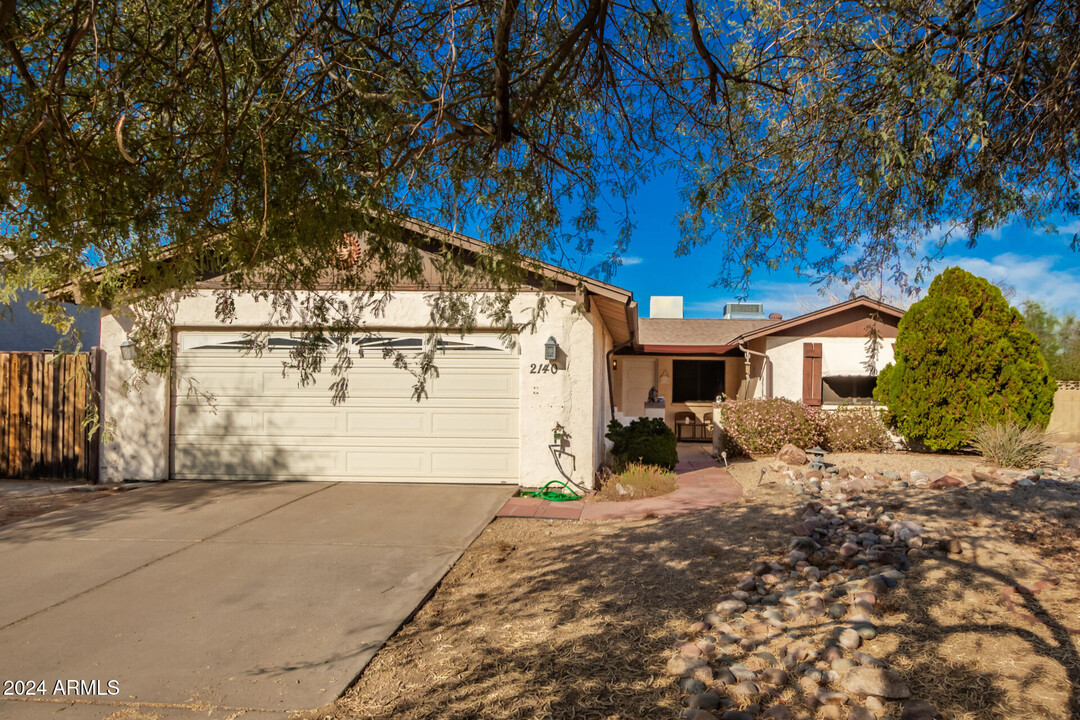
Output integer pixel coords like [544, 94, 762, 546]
[14, 355, 24, 477]
[61, 354, 73, 479]
[0, 354, 8, 477]
[51, 356, 63, 477]
[30, 354, 42, 474]
[5, 356, 15, 477]
[88, 348, 101, 483]
[19, 356, 31, 475]
[73, 354, 86, 479]
[42, 356, 53, 477]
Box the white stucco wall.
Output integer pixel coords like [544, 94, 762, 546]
[766, 335, 895, 402]
[99, 290, 605, 489]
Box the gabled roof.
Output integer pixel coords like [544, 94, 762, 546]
[731, 295, 904, 343]
[394, 216, 637, 344]
[631, 295, 904, 354]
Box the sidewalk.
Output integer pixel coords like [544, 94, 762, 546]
[496, 443, 742, 521]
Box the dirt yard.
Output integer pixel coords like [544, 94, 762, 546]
[308, 449, 1080, 720]
[0, 488, 113, 528]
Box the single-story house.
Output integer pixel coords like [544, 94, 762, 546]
[80, 220, 902, 488]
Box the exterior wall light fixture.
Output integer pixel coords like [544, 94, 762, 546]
[544, 336, 559, 362]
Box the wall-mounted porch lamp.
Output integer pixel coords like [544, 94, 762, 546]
[120, 340, 138, 361]
[544, 336, 559, 362]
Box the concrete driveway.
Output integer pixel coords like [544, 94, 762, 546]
[0, 481, 513, 719]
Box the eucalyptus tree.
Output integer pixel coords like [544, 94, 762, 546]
[2, 0, 1077, 395]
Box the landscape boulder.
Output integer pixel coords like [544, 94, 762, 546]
[778, 443, 808, 465]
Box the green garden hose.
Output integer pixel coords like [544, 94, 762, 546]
[520, 478, 583, 501]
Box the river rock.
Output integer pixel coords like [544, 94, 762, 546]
[730, 679, 759, 699]
[716, 599, 747, 616]
[842, 667, 911, 698]
[688, 692, 723, 710]
[761, 668, 790, 685]
[680, 677, 707, 694]
[900, 700, 943, 720]
[668, 655, 708, 676]
[838, 627, 862, 649]
[929, 475, 963, 489]
[814, 689, 849, 705]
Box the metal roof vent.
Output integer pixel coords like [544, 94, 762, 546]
[723, 302, 767, 319]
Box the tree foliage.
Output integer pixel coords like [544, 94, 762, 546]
[874, 267, 1055, 450]
[1021, 299, 1080, 380]
[1, 0, 1078, 390]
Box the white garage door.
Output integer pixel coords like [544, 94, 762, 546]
[171, 331, 519, 483]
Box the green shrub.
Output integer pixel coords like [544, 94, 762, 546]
[874, 267, 1055, 450]
[971, 420, 1052, 468]
[820, 406, 892, 452]
[605, 417, 678, 469]
[719, 398, 824, 456]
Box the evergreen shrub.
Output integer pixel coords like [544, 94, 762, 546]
[874, 267, 1055, 450]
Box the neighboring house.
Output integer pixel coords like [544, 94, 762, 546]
[66, 219, 902, 488]
[0, 287, 100, 352]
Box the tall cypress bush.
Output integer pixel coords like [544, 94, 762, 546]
[874, 267, 1054, 450]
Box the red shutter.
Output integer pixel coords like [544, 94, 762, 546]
[803, 343, 822, 406]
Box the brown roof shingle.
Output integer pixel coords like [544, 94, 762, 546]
[637, 318, 775, 346]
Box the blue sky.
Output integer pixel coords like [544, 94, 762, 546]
[569, 170, 1080, 320]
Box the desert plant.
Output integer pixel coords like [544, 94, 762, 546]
[605, 417, 678, 469]
[820, 406, 893, 452]
[593, 462, 678, 502]
[874, 267, 1055, 450]
[971, 420, 1053, 468]
[719, 398, 825, 456]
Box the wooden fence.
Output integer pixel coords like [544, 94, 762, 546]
[0, 350, 102, 481]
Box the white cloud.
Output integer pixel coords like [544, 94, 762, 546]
[941, 252, 1080, 312]
[685, 281, 833, 320]
[619, 256, 644, 266]
[1056, 220, 1080, 236]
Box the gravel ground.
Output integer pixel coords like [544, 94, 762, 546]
[724, 451, 983, 497]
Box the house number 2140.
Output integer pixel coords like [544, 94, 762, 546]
[529, 363, 559, 375]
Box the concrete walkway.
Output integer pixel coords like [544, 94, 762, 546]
[497, 443, 742, 520]
[0, 481, 513, 719]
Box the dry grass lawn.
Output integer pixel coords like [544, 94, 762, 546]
[305, 451, 1080, 720]
[592, 462, 679, 502]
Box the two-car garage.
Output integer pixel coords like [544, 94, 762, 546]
[170, 331, 520, 484]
